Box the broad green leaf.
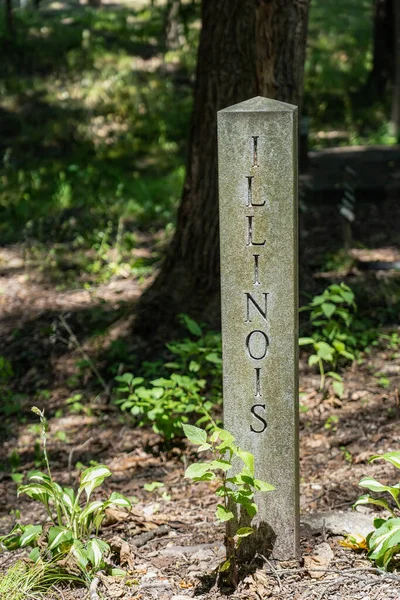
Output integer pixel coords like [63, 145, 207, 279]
[315, 342, 334, 361]
[80, 465, 111, 497]
[115, 373, 133, 383]
[205, 352, 222, 364]
[359, 476, 400, 502]
[197, 443, 212, 452]
[333, 340, 345, 353]
[340, 289, 355, 304]
[370, 452, 400, 470]
[353, 495, 394, 515]
[80, 465, 111, 486]
[244, 502, 258, 518]
[79, 500, 105, 522]
[216, 504, 234, 522]
[299, 337, 315, 346]
[233, 474, 254, 486]
[321, 303, 336, 318]
[326, 371, 343, 382]
[329, 294, 345, 303]
[93, 512, 105, 532]
[71, 539, 88, 571]
[236, 527, 254, 538]
[254, 479, 275, 492]
[210, 459, 232, 472]
[48, 527, 73, 551]
[180, 314, 202, 336]
[20, 525, 42, 547]
[185, 462, 214, 479]
[28, 472, 51, 484]
[236, 450, 254, 476]
[310, 294, 325, 306]
[144, 482, 164, 492]
[107, 492, 131, 508]
[182, 424, 207, 446]
[18, 483, 51, 505]
[62, 488, 75, 512]
[308, 354, 320, 367]
[87, 538, 109, 569]
[215, 429, 235, 446]
[369, 518, 400, 566]
[219, 558, 231, 572]
[29, 547, 41, 562]
[332, 380, 344, 398]
[189, 360, 200, 372]
[110, 568, 126, 577]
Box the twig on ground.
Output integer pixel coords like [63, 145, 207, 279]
[131, 524, 170, 548]
[89, 576, 100, 600]
[59, 314, 109, 393]
[258, 554, 282, 592]
[269, 565, 400, 580]
[52, 585, 65, 600]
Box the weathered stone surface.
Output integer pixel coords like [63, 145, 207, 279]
[218, 96, 299, 560]
[301, 510, 378, 537]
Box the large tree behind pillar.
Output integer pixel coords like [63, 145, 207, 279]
[136, 0, 309, 337]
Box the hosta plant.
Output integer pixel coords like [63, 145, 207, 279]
[354, 452, 400, 569]
[183, 424, 274, 585]
[0, 407, 131, 577]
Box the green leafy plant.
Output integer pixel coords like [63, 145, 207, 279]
[115, 316, 222, 439]
[0, 407, 131, 578]
[183, 424, 274, 582]
[354, 452, 400, 569]
[115, 372, 211, 439]
[300, 283, 356, 392]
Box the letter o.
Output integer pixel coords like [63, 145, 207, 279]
[246, 330, 269, 360]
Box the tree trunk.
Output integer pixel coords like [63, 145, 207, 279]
[135, 0, 309, 338]
[5, 0, 13, 33]
[391, 0, 400, 140]
[364, 0, 394, 99]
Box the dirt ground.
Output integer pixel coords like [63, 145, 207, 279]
[0, 204, 400, 598]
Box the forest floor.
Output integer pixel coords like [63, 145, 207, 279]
[0, 212, 400, 599]
[1, 0, 400, 597]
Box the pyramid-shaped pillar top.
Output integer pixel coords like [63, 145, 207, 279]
[219, 95, 297, 113]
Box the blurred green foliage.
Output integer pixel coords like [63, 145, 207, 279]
[0, 0, 395, 254]
[305, 0, 395, 146]
[0, 3, 195, 248]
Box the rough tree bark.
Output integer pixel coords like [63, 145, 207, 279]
[391, 0, 400, 139]
[5, 0, 13, 33]
[368, 0, 394, 98]
[135, 0, 309, 338]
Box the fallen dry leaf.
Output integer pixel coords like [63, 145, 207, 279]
[304, 542, 334, 579]
[338, 533, 368, 551]
[110, 535, 136, 569]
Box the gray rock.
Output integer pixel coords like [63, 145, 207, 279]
[301, 510, 379, 537]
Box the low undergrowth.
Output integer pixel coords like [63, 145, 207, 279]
[115, 315, 222, 438]
[0, 408, 130, 584]
[0, 559, 83, 600]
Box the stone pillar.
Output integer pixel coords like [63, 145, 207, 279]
[217, 96, 299, 560]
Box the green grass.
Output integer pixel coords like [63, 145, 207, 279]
[0, 2, 197, 248]
[0, 559, 84, 599]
